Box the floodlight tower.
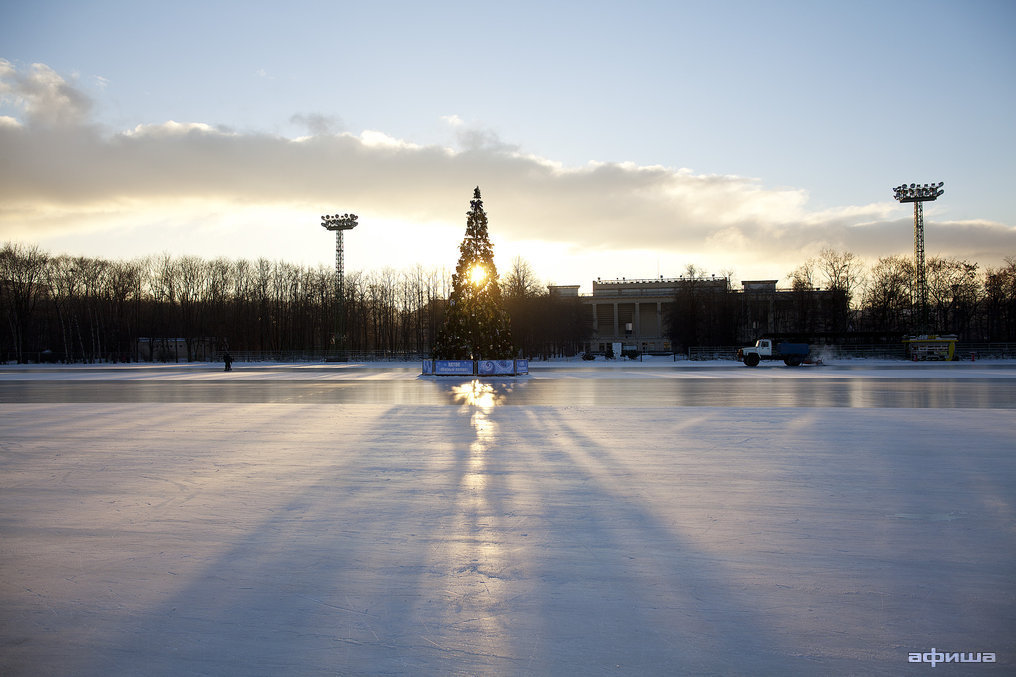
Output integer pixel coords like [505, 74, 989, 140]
[892, 181, 944, 332]
[320, 213, 358, 296]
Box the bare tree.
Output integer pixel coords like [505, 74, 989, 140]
[502, 256, 543, 299]
[105, 258, 144, 360]
[788, 259, 815, 291]
[861, 255, 913, 334]
[45, 255, 84, 361]
[0, 242, 50, 362]
[817, 248, 863, 304]
[984, 257, 1016, 340]
[11, 244, 1016, 362]
[926, 257, 981, 337]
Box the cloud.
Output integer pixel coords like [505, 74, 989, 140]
[0, 59, 93, 128]
[124, 120, 221, 137]
[290, 112, 342, 137]
[1, 60, 1014, 281]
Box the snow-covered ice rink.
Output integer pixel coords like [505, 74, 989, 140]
[2, 360, 1014, 675]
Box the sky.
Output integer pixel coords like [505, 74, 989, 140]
[1, 0, 1014, 292]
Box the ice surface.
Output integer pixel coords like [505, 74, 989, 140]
[1, 364, 1014, 675]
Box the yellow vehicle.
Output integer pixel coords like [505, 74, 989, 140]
[903, 334, 957, 361]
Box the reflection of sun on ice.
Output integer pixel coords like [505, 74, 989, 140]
[446, 378, 511, 655]
[452, 380, 497, 411]
[451, 380, 499, 487]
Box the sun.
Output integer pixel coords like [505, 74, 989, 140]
[468, 263, 488, 287]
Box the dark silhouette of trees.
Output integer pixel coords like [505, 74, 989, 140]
[927, 257, 981, 339]
[2, 238, 1015, 363]
[860, 255, 913, 336]
[0, 241, 456, 362]
[0, 243, 49, 363]
[984, 257, 1016, 341]
[535, 294, 590, 357]
[502, 256, 543, 299]
[666, 267, 736, 351]
[501, 258, 590, 358]
[817, 248, 862, 306]
[856, 254, 1002, 340]
[502, 258, 540, 357]
[788, 259, 815, 291]
[788, 249, 859, 334]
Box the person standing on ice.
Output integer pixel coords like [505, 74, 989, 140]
[223, 351, 233, 372]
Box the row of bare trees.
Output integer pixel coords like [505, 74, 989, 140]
[0, 242, 455, 362]
[0, 243, 589, 362]
[859, 255, 1015, 339]
[2, 242, 1015, 362]
[788, 248, 1016, 340]
[666, 249, 1016, 350]
[502, 257, 590, 357]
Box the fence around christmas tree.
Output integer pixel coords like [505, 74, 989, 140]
[422, 358, 529, 376]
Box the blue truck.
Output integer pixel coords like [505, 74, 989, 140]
[736, 339, 810, 367]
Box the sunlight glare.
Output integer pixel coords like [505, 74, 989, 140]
[451, 379, 498, 411]
[468, 263, 488, 287]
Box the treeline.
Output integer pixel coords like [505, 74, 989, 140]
[0, 243, 587, 362]
[789, 249, 1016, 341]
[3, 242, 1015, 363]
[665, 249, 1016, 348]
[857, 254, 1016, 340]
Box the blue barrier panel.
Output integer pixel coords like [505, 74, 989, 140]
[424, 359, 529, 376]
[434, 360, 475, 375]
[479, 360, 516, 375]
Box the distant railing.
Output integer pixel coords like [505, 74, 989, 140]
[688, 344, 910, 361]
[215, 350, 427, 363]
[956, 342, 1016, 358]
[7, 343, 1015, 365]
[1, 351, 134, 364]
[817, 345, 907, 360]
[686, 346, 741, 361]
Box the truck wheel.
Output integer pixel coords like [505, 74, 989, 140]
[744, 353, 760, 367]
[784, 357, 802, 367]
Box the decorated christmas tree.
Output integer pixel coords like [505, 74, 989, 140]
[433, 187, 516, 360]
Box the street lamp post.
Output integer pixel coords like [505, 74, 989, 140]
[320, 213, 359, 296]
[321, 213, 359, 351]
[892, 182, 944, 332]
